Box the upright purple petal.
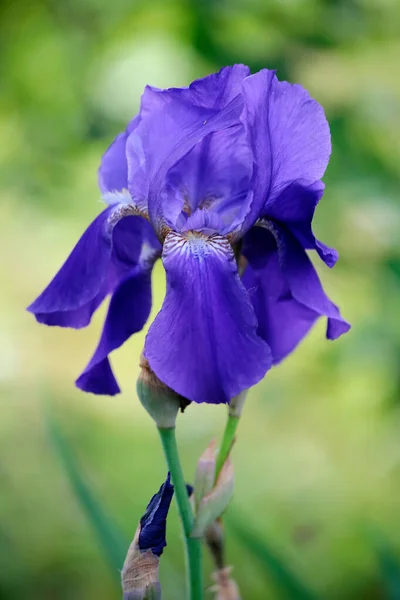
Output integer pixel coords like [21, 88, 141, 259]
[98, 116, 139, 194]
[233, 69, 276, 238]
[127, 87, 244, 237]
[165, 124, 253, 233]
[145, 232, 272, 404]
[76, 266, 153, 395]
[172, 64, 250, 109]
[264, 76, 331, 202]
[27, 209, 147, 329]
[242, 223, 350, 362]
[234, 70, 331, 239]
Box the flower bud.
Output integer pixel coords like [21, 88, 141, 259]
[137, 355, 189, 428]
[121, 542, 162, 600]
[122, 474, 174, 599]
[193, 438, 217, 510]
[191, 457, 234, 538]
[210, 566, 241, 600]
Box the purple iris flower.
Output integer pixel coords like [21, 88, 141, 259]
[28, 65, 350, 404]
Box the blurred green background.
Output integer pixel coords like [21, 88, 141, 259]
[1, 0, 400, 598]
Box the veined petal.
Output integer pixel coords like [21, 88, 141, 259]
[233, 69, 331, 239]
[98, 116, 139, 194]
[165, 124, 253, 232]
[76, 266, 153, 396]
[264, 181, 338, 267]
[145, 232, 272, 404]
[27, 208, 150, 329]
[242, 223, 350, 362]
[127, 66, 251, 235]
[127, 88, 244, 238]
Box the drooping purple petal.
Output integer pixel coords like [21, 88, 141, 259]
[145, 232, 272, 404]
[127, 86, 244, 237]
[32, 281, 110, 329]
[27, 209, 147, 329]
[233, 69, 331, 239]
[242, 223, 350, 362]
[242, 251, 321, 363]
[75, 266, 153, 395]
[139, 473, 174, 557]
[98, 116, 139, 194]
[263, 180, 338, 267]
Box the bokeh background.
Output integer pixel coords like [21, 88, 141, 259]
[1, 0, 400, 598]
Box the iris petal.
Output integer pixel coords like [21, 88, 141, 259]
[98, 116, 139, 194]
[127, 87, 244, 237]
[27, 209, 147, 329]
[145, 231, 272, 404]
[264, 181, 338, 268]
[235, 69, 331, 239]
[174, 64, 250, 109]
[76, 266, 153, 395]
[166, 124, 253, 233]
[242, 251, 322, 363]
[242, 224, 350, 362]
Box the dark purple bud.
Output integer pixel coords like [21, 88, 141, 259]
[122, 475, 174, 598]
[139, 473, 174, 557]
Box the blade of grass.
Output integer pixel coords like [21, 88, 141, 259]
[46, 408, 127, 579]
[226, 512, 319, 600]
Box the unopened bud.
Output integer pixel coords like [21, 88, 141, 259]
[191, 457, 234, 538]
[121, 532, 162, 600]
[228, 391, 248, 419]
[194, 438, 217, 510]
[137, 355, 189, 428]
[210, 566, 241, 600]
[122, 474, 174, 599]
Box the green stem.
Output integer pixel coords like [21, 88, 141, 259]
[158, 427, 203, 600]
[215, 414, 240, 481]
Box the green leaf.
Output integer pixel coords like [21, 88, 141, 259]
[46, 407, 127, 580]
[226, 512, 318, 600]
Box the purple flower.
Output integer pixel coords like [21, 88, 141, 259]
[28, 65, 350, 404]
